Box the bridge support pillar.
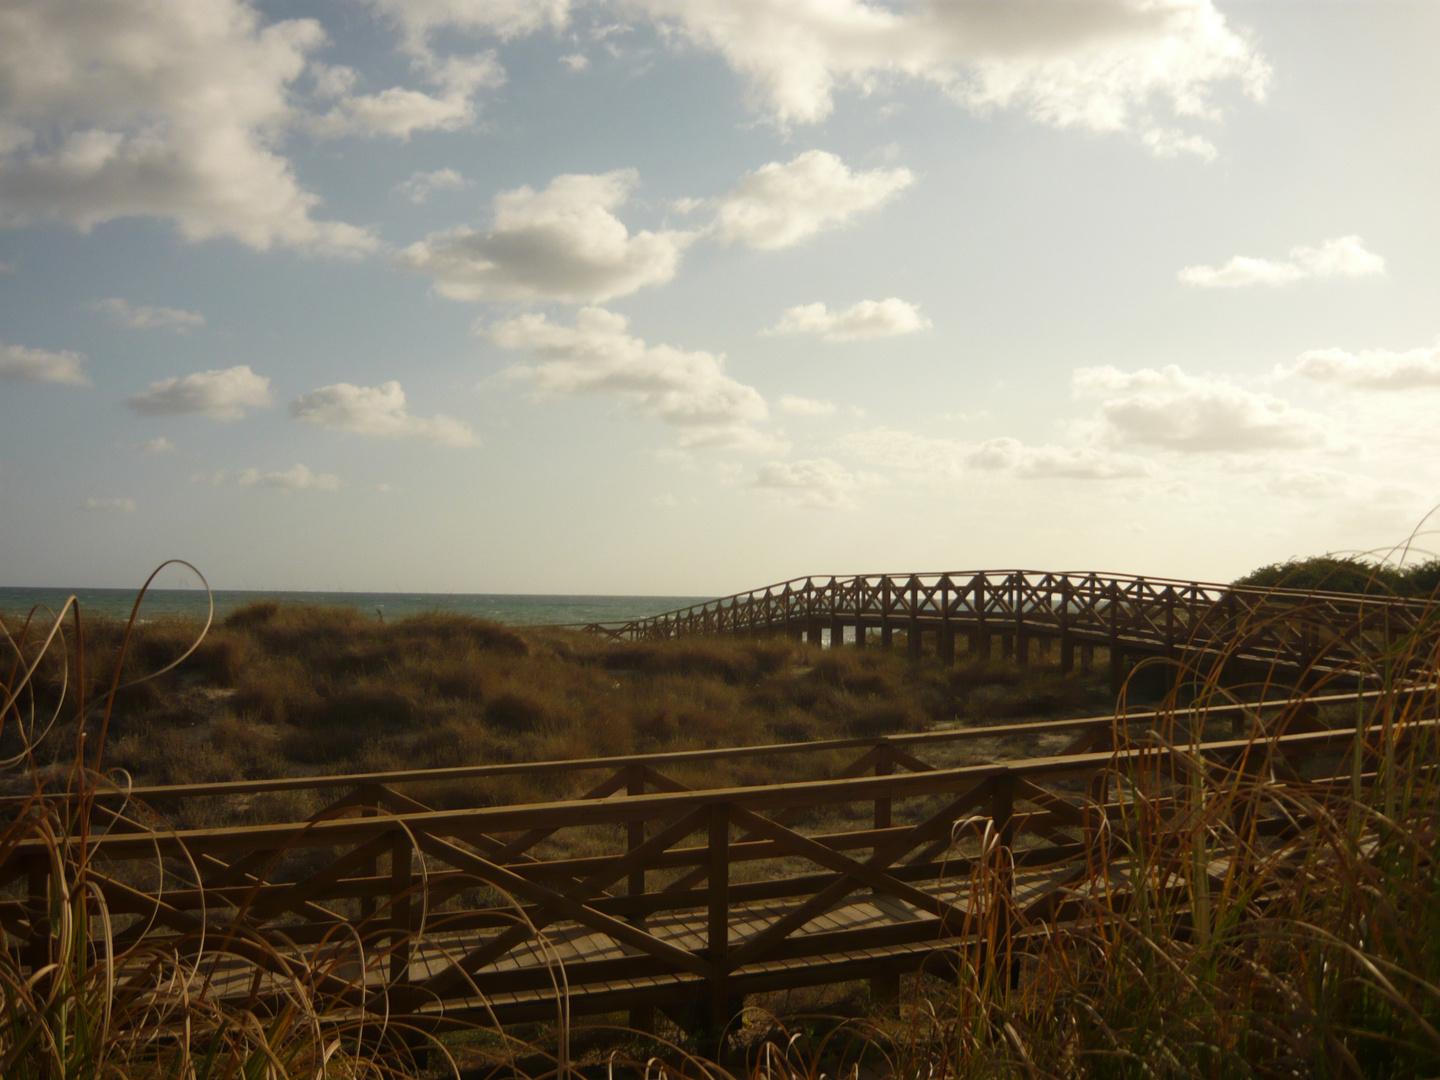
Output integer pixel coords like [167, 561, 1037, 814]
[707, 804, 733, 1049]
[1001, 633, 1014, 661]
[1081, 643, 1094, 673]
[881, 623, 893, 650]
[1109, 645, 1125, 696]
[969, 629, 989, 660]
[1015, 632, 1029, 667]
[908, 619, 921, 660]
[830, 613, 844, 649]
[1060, 635, 1075, 674]
[939, 626, 955, 666]
[854, 620, 866, 649]
[870, 971, 901, 1006]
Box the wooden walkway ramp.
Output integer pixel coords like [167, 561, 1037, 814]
[577, 569, 1434, 691]
[4, 686, 1432, 1037]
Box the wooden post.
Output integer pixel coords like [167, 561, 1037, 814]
[830, 612, 843, 649]
[1081, 643, 1095, 673]
[991, 773, 1017, 989]
[708, 803, 732, 1037]
[874, 751, 894, 832]
[1001, 633, 1013, 660]
[626, 766, 646, 911]
[907, 578, 921, 660]
[1014, 576, 1028, 666]
[940, 578, 955, 666]
[359, 786, 379, 925]
[628, 770, 655, 1033]
[390, 829, 413, 983]
[1058, 579, 1073, 674]
[880, 578, 893, 650]
[870, 971, 901, 1005]
[974, 575, 989, 661]
[1108, 584, 1124, 696]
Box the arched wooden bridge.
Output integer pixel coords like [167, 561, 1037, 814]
[4, 685, 1435, 1044]
[580, 569, 1436, 690]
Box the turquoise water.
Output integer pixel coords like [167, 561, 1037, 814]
[0, 587, 712, 627]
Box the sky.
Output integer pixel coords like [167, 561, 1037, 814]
[2, 0, 1439, 597]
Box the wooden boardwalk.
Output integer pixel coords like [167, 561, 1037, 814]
[4, 684, 1433, 1037]
[576, 569, 1434, 691]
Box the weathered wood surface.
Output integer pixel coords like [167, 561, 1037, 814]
[5, 692, 1432, 1033]
[574, 569, 1434, 689]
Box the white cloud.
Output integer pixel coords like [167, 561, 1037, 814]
[486, 306, 776, 450]
[1072, 365, 1326, 452]
[628, 0, 1268, 142]
[394, 167, 467, 204]
[560, 53, 589, 72]
[1283, 340, 1440, 392]
[311, 53, 504, 139]
[0, 0, 376, 254]
[193, 463, 340, 489]
[238, 463, 340, 490]
[714, 151, 913, 250]
[398, 170, 696, 302]
[93, 297, 205, 333]
[777, 395, 836, 416]
[126, 365, 272, 421]
[965, 437, 1154, 480]
[137, 436, 176, 453]
[357, 0, 571, 55]
[753, 458, 860, 509]
[1178, 236, 1385, 288]
[839, 427, 1151, 481]
[1141, 126, 1217, 161]
[289, 381, 479, 447]
[1, 343, 90, 386]
[767, 298, 930, 342]
[83, 497, 136, 514]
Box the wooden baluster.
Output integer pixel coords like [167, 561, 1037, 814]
[1057, 578, 1074, 673]
[881, 578, 893, 650]
[940, 577, 955, 666]
[907, 577, 921, 660]
[874, 749, 894, 832]
[626, 766, 646, 917]
[359, 785, 379, 926]
[708, 803, 733, 1039]
[627, 766, 655, 1032]
[390, 829, 413, 984]
[974, 574, 988, 660]
[1109, 583, 1124, 696]
[991, 773, 1017, 989]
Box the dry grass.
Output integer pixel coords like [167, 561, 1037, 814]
[2, 600, 1110, 826]
[8, 569, 1439, 1079]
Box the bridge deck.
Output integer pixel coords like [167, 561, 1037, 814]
[190, 859, 1090, 1026]
[6, 686, 1431, 1039]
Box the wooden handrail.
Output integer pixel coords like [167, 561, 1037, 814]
[16, 715, 1432, 860]
[22, 683, 1427, 806]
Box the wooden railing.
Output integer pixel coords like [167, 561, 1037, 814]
[3, 686, 1432, 1035]
[576, 570, 1437, 689]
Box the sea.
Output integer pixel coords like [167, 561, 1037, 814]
[0, 587, 714, 628]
